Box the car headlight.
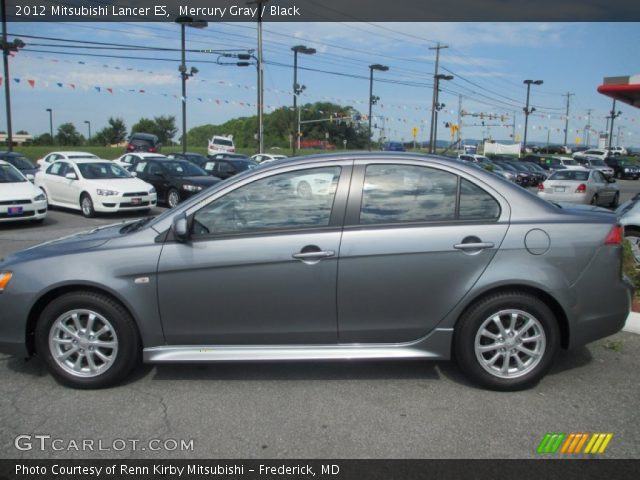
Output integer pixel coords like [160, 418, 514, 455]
[33, 193, 46, 202]
[182, 184, 202, 192]
[96, 189, 119, 196]
[0, 272, 13, 292]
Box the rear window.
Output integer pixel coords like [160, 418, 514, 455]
[213, 138, 234, 147]
[550, 170, 589, 181]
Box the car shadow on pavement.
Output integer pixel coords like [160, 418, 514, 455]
[147, 359, 442, 383]
[548, 346, 593, 375]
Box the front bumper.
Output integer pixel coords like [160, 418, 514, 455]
[94, 193, 157, 212]
[0, 199, 47, 223]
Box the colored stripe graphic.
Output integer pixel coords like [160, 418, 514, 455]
[538, 433, 613, 454]
[537, 433, 566, 454]
[585, 433, 613, 454]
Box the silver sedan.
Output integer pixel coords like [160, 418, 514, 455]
[537, 168, 619, 207]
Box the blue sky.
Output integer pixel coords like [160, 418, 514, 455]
[3, 21, 640, 147]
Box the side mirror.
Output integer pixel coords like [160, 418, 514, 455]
[130, 171, 138, 177]
[26, 173, 34, 181]
[172, 213, 190, 242]
[65, 172, 77, 180]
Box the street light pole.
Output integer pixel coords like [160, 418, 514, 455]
[368, 64, 389, 151]
[46, 108, 53, 144]
[247, 0, 269, 154]
[176, 16, 207, 154]
[84, 120, 91, 143]
[291, 45, 315, 157]
[522, 79, 543, 153]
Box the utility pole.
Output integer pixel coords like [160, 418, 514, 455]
[248, 0, 269, 154]
[512, 111, 517, 144]
[456, 94, 462, 144]
[608, 99, 622, 151]
[428, 43, 448, 153]
[562, 92, 574, 146]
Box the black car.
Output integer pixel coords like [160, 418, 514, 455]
[604, 156, 640, 180]
[0, 151, 38, 178]
[201, 157, 258, 179]
[127, 132, 161, 153]
[490, 160, 530, 187]
[129, 158, 221, 208]
[207, 152, 251, 161]
[517, 162, 546, 185]
[169, 152, 209, 166]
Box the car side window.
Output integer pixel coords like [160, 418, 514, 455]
[148, 162, 164, 176]
[593, 171, 605, 183]
[47, 162, 63, 176]
[459, 179, 500, 220]
[360, 165, 457, 225]
[134, 161, 147, 174]
[218, 161, 235, 175]
[192, 167, 341, 236]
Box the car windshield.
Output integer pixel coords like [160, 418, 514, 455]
[507, 163, 528, 172]
[164, 161, 207, 177]
[4, 155, 34, 169]
[549, 170, 590, 181]
[0, 164, 26, 183]
[77, 162, 131, 179]
[68, 154, 98, 159]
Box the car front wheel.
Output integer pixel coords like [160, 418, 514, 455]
[167, 188, 180, 208]
[454, 291, 559, 391]
[80, 193, 96, 218]
[35, 291, 140, 389]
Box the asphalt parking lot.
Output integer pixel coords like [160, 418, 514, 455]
[0, 182, 639, 459]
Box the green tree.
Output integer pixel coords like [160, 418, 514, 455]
[32, 133, 53, 146]
[55, 123, 84, 146]
[93, 117, 127, 146]
[131, 116, 177, 145]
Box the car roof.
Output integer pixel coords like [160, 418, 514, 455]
[0, 151, 25, 157]
[129, 152, 166, 158]
[56, 158, 113, 165]
[49, 151, 96, 156]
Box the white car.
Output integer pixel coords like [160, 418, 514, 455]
[36, 151, 98, 169]
[609, 146, 628, 156]
[573, 149, 608, 161]
[114, 152, 167, 170]
[35, 159, 157, 218]
[553, 156, 584, 170]
[0, 160, 47, 223]
[537, 167, 619, 207]
[251, 153, 288, 164]
[207, 135, 235, 155]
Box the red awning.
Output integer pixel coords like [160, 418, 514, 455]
[597, 75, 640, 108]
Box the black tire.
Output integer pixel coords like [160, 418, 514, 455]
[167, 188, 180, 209]
[610, 192, 620, 209]
[454, 291, 560, 391]
[80, 193, 96, 218]
[35, 291, 140, 389]
[590, 194, 599, 206]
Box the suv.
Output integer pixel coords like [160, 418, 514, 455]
[604, 156, 640, 180]
[126, 133, 161, 153]
[573, 148, 607, 161]
[574, 156, 615, 178]
[207, 135, 235, 155]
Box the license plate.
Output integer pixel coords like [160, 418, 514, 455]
[8, 206, 23, 215]
[130, 198, 142, 205]
[554, 186, 566, 193]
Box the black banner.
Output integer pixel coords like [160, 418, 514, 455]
[4, 0, 640, 22]
[1, 460, 639, 480]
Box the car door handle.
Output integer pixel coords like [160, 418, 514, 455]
[453, 242, 494, 250]
[292, 250, 335, 260]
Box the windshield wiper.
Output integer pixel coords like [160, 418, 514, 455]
[120, 216, 155, 234]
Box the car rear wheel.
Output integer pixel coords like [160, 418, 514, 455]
[80, 193, 96, 218]
[35, 291, 140, 389]
[454, 291, 559, 391]
[610, 192, 620, 208]
[167, 188, 180, 208]
[625, 228, 640, 267]
[590, 194, 599, 206]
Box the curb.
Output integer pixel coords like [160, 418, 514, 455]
[624, 312, 640, 335]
